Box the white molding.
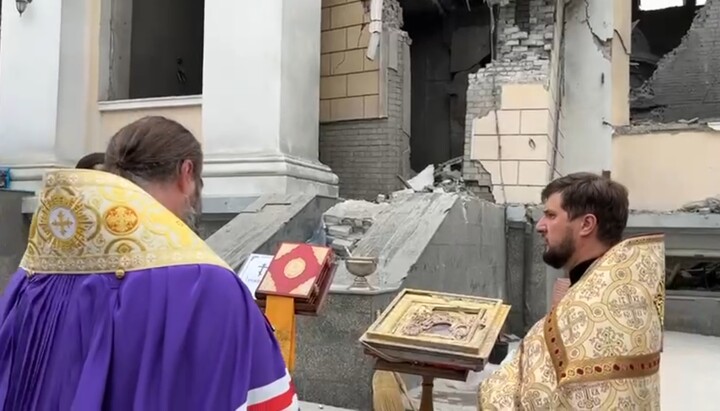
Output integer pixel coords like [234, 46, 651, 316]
[203, 154, 339, 185]
[16, 155, 339, 212]
[5, 155, 339, 185]
[4, 163, 70, 181]
[22, 194, 261, 215]
[98, 95, 202, 112]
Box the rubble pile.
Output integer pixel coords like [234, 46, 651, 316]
[680, 196, 720, 214]
[393, 158, 473, 197]
[322, 200, 390, 257]
[321, 159, 472, 257]
[667, 256, 720, 292]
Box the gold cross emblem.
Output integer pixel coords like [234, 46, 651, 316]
[104, 205, 140, 235]
[51, 211, 73, 235]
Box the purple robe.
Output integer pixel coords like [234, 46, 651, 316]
[0, 264, 297, 410]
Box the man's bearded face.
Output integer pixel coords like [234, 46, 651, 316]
[542, 226, 576, 269]
[536, 192, 578, 270]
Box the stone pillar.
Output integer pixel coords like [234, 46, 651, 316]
[0, 0, 90, 191]
[202, 0, 338, 197]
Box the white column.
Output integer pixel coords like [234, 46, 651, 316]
[0, 0, 90, 192]
[202, 0, 338, 197]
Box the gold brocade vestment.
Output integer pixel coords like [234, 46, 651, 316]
[479, 234, 665, 410]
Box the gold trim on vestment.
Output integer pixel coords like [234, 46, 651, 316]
[20, 169, 230, 274]
[544, 306, 660, 386]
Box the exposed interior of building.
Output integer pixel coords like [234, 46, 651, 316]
[104, 0, 205, 100]
[631, 0, 710, 122]
[401, 0, 492, 172]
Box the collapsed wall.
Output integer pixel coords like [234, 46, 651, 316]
[638, 0, 720, 122]
[463, 0, 562, 203]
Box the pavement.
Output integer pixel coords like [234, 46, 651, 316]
[299, 403, 353, 411]
[300, 331, 720, 411]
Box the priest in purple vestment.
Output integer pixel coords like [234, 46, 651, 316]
[0, 116, 298, 410]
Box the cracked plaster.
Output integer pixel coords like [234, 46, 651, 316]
[583, 0, 613, 59]
[559, 0, 614, 175]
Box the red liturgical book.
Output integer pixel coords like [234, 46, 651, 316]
[256, 242, 337, 315]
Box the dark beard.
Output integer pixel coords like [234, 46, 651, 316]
[183, 191, 202, 235]
[542, 233, 575, 269]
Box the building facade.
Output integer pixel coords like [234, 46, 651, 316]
[0, 0, 339, 198]
[1, 0, 719, 212]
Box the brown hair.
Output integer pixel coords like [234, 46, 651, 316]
[104, 116, 202, 185]
[541, 172, 629, 245]
[76, 152, 105, 170]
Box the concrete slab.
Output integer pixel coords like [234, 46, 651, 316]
[206, 194, 338, 271]
[329, 193, 459, 290]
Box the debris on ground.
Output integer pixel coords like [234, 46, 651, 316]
[323, 158, 475, 257]
[666, 256, 720, 292]
[323, 200, 390, 257]
[680, 196, 720, 214]
[406, 165, 435, 191]
[390, 157, 473, 198]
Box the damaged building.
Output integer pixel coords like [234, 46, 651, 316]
[616, 0, 720, 214]
[319, 0, 562, 202]
[2, 0, 720, 407]
[319, 0, 720, 210]
[317, 0, 720, 339]
[631, 0, 710, 122]
[2, 0, 717, 212]
[1, 0, 719, 324]
[319, 0, 618, 204]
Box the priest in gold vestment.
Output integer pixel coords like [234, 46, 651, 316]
[479, 173, 664, 410]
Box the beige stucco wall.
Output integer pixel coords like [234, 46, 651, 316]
[319, 0, 382, 122]
[613, 129, 720, 211]
[470, 83, 560, 204]
[97, 105, 203, 148]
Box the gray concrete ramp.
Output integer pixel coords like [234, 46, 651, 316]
[206, 193, 338, 271]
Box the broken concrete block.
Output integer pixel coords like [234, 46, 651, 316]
[328, 224, 353, 237]
[323, 214, 342, 225]
[331, 237, 357, 250]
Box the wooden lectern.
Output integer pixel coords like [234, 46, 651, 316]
[255, 242, 337, 371]
[360, 289, 510, 411]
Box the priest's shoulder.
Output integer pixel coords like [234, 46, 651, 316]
[191, 264, 260, 318]
[146, 262, 255, 306]
[197, 263, 247, 287]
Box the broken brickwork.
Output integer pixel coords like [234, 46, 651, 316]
[319, 23, 411, 200]
[321, 0, 560, 200]
[463, 0, 557, 198]
[638, 0, 720, 122]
